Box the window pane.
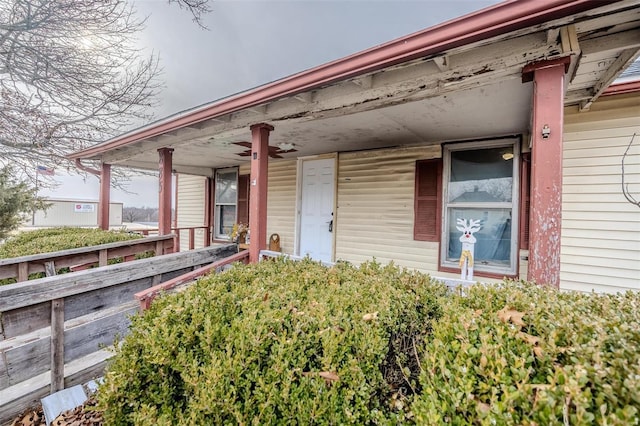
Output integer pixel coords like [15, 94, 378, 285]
[217, 205, 236, 236]
[446, 208, 512, 267]
[216, 171, 237, 204]
[448, 147, 513, 203]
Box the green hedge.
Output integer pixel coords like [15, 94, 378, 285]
[0, 228, 144, 285]
[98, 260, 640, 425]
[0, 227, 142, 258]
[412, 282, 640, 425]
[99, 259, 447, 425]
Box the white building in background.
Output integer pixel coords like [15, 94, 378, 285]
[28, 198, 123, 227]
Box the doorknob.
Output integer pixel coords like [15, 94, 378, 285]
[328, 219, 333, 233]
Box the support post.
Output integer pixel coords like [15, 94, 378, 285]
[249, 123, 274, 263]
[158, 148, 174, 237]
[50, 298, 64, 393]
[98, 163, 111, 230]
[523, 58, 568, 287]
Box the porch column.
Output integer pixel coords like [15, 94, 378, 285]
[158, 147, 174, 236]
[523, 58, 569, 287]
[249, 123, 274, 263]
[98, 163, 111, 230]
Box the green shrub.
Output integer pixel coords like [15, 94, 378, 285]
[98, 258, 447, 425]
[98, 263, 640, 425]
[0, 227, 144, 285]
[412, 282, 640, 425]
[0, 227, 142, 259]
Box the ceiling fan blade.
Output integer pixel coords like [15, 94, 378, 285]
[232, 141, 252, 148]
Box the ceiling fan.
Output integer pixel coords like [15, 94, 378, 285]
[232, 141, 297, 159]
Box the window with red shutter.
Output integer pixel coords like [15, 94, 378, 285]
[237, 174, 250, 225]
[440, 139, 520, 276]
[414, 159, 443, 241]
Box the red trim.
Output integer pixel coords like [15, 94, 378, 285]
[527, 63, 565, 287]
[249, 123, 274, 263]
[522, 56, 571, 83]
[413, 159, 442, 242]
[158, 148, 174, 236]
[602, 80, 640, 96]
[439, 265, 518, 280]
[98, 163, 111, 230]
[204, 176, 212, 246]
[69, 0, 608, 160]
[135, 250, 249, 311]
[173, 173, 179, 229]
[519, 153, 531, 250]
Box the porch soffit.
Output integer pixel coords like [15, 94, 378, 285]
[97, 1, 640, 174]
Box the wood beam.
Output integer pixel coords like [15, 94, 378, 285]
[580, 48, 640, 111]
[158, 148, 174, 236]
[97, 163, 111, 231]
[293, 92, 314, 103]
[526, 59, 567, 288]
[352, 75, 373, 89]
[249, 123, 274, 263]
[433, 55, 450, 72]
[581, 28, 640, 56]
[247, 105, 268, 115]
[546, 28, 560, 44]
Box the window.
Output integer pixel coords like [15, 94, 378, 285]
[441, 139, 520, 275]
[214, 169, 238, 239]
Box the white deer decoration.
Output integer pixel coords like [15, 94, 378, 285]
[456, 218, 482, 280]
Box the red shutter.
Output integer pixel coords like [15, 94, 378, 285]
[237, 174, 250, 225]
[414, 159, 443, 242]
[519, 153, 531, 250]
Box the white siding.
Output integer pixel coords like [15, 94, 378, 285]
[561, 93, 640, 293]
[176, 174, 208, 251]
[266, 159, 297, 254]
[335, 146, 442, 273]
[31, 200, 122, 227]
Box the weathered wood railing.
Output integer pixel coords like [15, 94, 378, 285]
[135, 250, 249, 311]
[0, 244, 236, 425]
[137, 226, 211, 251]
[0, 235, 175, 283]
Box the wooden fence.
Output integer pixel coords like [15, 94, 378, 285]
[0, 244, 237, 425]
[0, 235, 175, 283]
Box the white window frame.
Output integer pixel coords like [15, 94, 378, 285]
[440, 138, 520, 276]
[214, 168, 238, 240]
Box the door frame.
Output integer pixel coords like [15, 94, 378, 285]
[295, 153, 338, 261]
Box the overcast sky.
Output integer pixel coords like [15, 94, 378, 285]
[42, 0, 499, 207]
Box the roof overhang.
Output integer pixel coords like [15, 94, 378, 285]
[69, 0, 640, 175]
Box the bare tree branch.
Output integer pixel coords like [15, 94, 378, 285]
[169, 0, 212, 28]
[0, 0, 211, 187]
[622, 133, 639, 208]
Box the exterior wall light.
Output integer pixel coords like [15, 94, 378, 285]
[542, 124, 551, 139]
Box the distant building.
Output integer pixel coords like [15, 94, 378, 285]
[29, 198, 123, 227]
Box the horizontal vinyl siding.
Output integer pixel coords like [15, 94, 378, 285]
[335, 146, 441, 273]
[267, 159, 297, 254]
[561, 94, 640, 293]
[176, 174, 208, 251]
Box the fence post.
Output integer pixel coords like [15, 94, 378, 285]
[99, 249, 108, 267]
[51, 298, 65, 393]
[189, 228, 195, 250]
[18, 262, 29, 282]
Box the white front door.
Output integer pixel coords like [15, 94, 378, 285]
[299, 158, 335, 262]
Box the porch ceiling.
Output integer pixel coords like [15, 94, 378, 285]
[89, 0, 640, 176]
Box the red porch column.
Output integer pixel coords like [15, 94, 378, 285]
[249, 123, 274, 263]
[523, 58, 569, 287]
[98, 163, 111, 230]
[158, 147, 174, 236]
